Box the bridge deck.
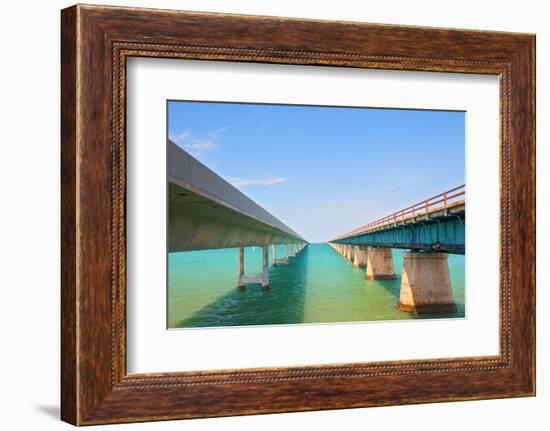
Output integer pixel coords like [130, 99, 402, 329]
[168, 140, 305, 252]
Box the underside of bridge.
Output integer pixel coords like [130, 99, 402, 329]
[168, 140, 305, 252]
[169, 182, 305, 252]
[331, 202, 465, 254]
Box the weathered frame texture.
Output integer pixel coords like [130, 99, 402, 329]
[61, 4, 536, 425]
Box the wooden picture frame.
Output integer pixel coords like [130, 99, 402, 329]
[61, 4, 535, 425]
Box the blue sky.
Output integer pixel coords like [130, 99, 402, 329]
[168, 101, 465, 242]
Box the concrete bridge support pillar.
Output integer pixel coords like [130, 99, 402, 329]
[365, 247, 396, 280]
[398, 252, 456, 314]
[237, 246, 270, 289]
[274, 244, 289, 265]
[238, 247, 245, 288]
[353, 246, 368, 268]
[346, 245, 353, 261]
[289, 243, 297, 258]
[261, 245, 270, 289]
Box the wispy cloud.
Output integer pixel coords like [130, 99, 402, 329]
[184, 138, 219, 153]
[227, 176, 289, 187]
[169, 127, 227, 158]
[338, 178, 424, 200]
[372, 178, 424, 193]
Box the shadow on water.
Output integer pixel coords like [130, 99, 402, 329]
[175, 247, 310, 328]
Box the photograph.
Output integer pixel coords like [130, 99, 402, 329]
[167, 101, 466, 329]
[43, 1, 536, 427]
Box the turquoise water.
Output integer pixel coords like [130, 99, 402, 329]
[168, 244, 465, 329]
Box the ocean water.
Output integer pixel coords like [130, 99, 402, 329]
[168, 243, 465, 329]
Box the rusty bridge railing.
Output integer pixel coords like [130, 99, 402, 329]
[334, 184, 465, 240]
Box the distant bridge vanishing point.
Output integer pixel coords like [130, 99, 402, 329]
[329, 185, 465, 314]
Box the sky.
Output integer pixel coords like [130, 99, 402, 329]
[168, 101, 465, 243]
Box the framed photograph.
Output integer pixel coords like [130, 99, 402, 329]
[61, 4, 535, 425]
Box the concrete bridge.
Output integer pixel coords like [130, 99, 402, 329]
[329, 185, 465, 314]
[168, 140, 307, 289]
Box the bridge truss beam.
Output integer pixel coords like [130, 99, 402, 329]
[332, 212, 464, 255]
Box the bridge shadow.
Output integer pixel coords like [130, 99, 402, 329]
[345, 249, 403, 304]
[174, 247, 310, 328]
[331, 247, 403, 300]
[374, 278, 402, 301]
